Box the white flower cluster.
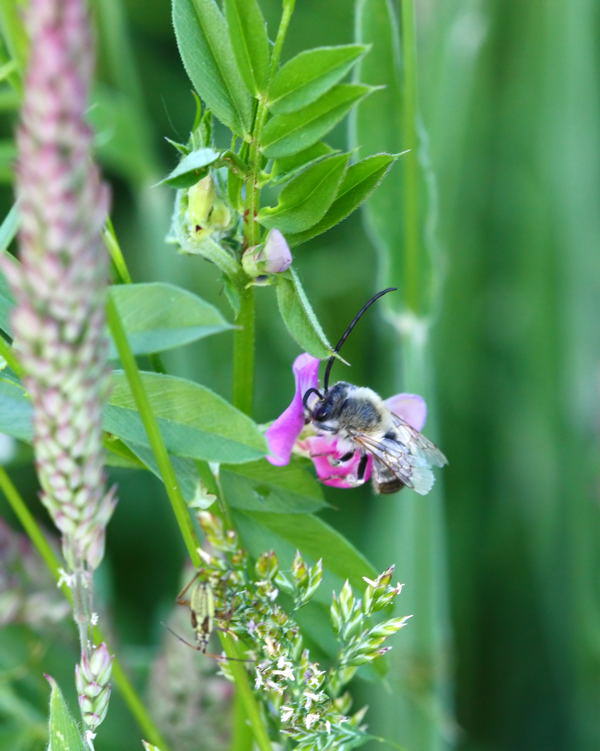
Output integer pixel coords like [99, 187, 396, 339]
[193, 512, 410, 750]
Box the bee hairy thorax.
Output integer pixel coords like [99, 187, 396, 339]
[314, 382, 392, 438]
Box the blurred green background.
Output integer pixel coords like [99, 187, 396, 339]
[0, 0, 598, 749]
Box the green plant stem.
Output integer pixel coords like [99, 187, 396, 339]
[233, 0, 296, 416]
[232, 285, 255, 415]
[104, 219, 133, 284]
[401, 0, 421, 315]
[107, 295, 273, 750]
[106, 294, 200, 568]
[221, 634, 272, 751]
[0, 467, 169, 751]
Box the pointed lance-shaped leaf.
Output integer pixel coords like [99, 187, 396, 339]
[269, 44, 370, 114]
[275, 268, 333, 359]
[224, 0, 270, 95]
[287, 152, 401, 245]
[172, 0, 252, 136]
[261, 84, 376, 158]
[258, 153, 349, 234]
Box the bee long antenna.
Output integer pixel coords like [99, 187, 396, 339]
[323, 287, 397, 392]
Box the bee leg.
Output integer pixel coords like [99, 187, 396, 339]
[357, 453, 369, 481]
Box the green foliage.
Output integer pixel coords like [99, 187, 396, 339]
[268, 44, 369, 114]
[109, 282, 233, 356]
[261, 83, 374, 158]
[287, 152, 399, 245]
[220, 458, 328, 514]
[172, 0, 252, 136]
[158, 147, 221, 188]
[106, 372, 267, 463]
[275, 269, 333, 358]
[46, 677, 86, 751]
[258, 152, 349, 233]
[0, 379, 30, 441]
[223, 0, 270, 95]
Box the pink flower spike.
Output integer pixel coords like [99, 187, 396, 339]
[265, 354, 320, 466]
[384, 393, 427, 431]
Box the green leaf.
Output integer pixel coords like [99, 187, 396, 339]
[105, 371, 267, 464]
[271, 142, 337, 185]
[261, 84, 374, 158]
[287, 153, 400, 245]
[224, 0, 270, 95]
[123, 440, 205, 505]
[0, 379, 32, 441]
[258, 153, 348, 233]
[233, 509, 377, 598]
[109, 282, 233, 357]
[269, 44, 369, 114]
[46, 675, 86, 751]
[158, 147, 221, 188]
[220, 458, 328, 514]
[275, 269, 333, 358]
[0, 205, 18, 335]
[172, 0, 252, 136]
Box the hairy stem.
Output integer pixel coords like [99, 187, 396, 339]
[233, 0, 296, 416]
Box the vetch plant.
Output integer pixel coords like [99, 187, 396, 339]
[0, 0, 443, 748]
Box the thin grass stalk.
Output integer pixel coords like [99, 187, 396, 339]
[105, 296, 273, 751]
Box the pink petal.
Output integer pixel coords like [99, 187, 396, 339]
[385, 393, 427, 431]
[265, 354, 321, 466]
[303, 435, 372, 489]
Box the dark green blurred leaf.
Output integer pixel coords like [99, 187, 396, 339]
[0, 379, 31, 441]
[268, 44, 369, 114]
[224, 0, 270, 95]
[158, 147, 220, 188]
[261, 84, 374, 158]
[122, 440, 205, 505]
[90, 86, 154, 185]
[258, 153, 348, 233]
[275, 269, 332, 358]
[46, 676, 85, 751]
[287, 153, 399, 245]
[220, 458, 327, 514]
[172, 0, 252, 136]
[105, 371, 267, 463]
[109, 282, 233, 357]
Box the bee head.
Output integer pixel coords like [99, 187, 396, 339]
[303, 382, 348, 431]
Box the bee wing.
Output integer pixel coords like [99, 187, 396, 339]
[389, 413, 448, 468]
[347, 432, 429, 495]
[348, 418, 446, 496]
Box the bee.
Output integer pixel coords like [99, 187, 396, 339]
[303, 288, 447, 495]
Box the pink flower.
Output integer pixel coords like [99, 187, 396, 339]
[265, 354, 427, 488]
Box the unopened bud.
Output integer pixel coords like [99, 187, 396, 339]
[187, 176, 216, 229]
[242, 229, 292, 277]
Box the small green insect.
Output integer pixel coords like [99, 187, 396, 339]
[167, 570, 243, 661]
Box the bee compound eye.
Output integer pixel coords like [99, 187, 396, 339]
[314, 405, 330, 422]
